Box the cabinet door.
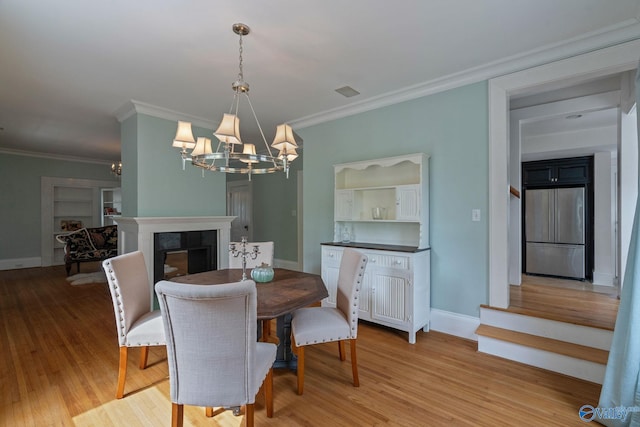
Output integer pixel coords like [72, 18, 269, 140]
[321, 264, 340, 306]
[335, 190, 354, 221]
[556, 163, 590, 185]
[321, 247, 343, 307]
[371, 272, 408, 326]
[358, 271, 372, 319]
[523, 165, 553, 185]
[395, 185, 420, 221]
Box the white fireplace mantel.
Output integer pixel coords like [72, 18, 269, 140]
[115, 216, 235, 307]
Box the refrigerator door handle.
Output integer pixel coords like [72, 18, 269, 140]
[553, 189, 557, 242]
[550, 191, 555, 242]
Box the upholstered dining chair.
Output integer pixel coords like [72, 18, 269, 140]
[229, 241, 274, 268]
[291, 248, 368, 395]
[155, 279, 277, 427]
[102, 251, 165, 399]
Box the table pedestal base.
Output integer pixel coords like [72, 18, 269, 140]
[273, 313, 297, 371]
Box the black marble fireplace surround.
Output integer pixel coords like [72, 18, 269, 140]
[153, 230, 217, 284]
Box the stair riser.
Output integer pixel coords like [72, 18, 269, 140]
[480, 308, 612, 350]
[478, 336, 605, 384]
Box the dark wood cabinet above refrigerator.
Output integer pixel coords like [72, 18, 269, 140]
[522, 156, 592, 187]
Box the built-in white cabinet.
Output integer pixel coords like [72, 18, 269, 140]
[41, 177, 117, 266]
[321, 245, 430, 344]
[101, 187, 122, 226]
[52, 186, 95, 264]
[323, 153, 431, 343]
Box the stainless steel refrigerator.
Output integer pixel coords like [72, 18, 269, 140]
[524, 187, 585, 279]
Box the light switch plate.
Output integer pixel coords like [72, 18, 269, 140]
[472, 209, 481, 222]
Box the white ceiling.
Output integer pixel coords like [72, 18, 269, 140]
[1, 0, 639, 163]
[514, 74, 627, 139]
[521, 107, 619, 137]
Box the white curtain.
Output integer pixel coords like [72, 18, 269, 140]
[597, 64, 640, 427]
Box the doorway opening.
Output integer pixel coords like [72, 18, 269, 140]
[227, 180, 253, 242]
[488, 39, 640, 309]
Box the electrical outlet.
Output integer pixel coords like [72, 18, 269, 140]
[472, 209, 481, 222]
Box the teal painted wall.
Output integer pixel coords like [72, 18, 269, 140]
[300, 82, 489, 317]
[121, 114, 227, 217]
[120, 114, 138, 217]
[229, 152, 303, 262]
[0, 153, 116, 259]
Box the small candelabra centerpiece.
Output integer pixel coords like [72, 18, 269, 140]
[229, 236, 260, 281]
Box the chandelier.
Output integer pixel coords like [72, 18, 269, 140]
[111, 161, 122, 177]
[172, 23, 298, 179]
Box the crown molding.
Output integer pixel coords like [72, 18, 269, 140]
[289, 19, 640, 130]
[0, 147, 113, 165]
[114, 100, 217, 130]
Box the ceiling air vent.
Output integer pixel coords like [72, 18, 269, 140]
[335, 86, 360, 98]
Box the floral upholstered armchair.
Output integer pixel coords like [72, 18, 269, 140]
[56, 225, 118, 275]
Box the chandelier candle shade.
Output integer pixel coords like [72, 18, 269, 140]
[172, 23, 298, 179]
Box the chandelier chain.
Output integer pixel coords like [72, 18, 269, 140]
[238, 32, 244, 82]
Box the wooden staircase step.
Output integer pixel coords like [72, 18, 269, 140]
[479, 304, 614, 331]
[476, 324, 609, 365]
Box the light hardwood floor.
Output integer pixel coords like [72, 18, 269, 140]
[510, 275, 619, 330]
[1, 264, 602, 426]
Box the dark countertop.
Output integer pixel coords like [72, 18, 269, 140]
[322, 241, 430, 253]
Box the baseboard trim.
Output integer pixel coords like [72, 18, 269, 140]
[0, 257, 42, 271]
[592, 271, 616, 287]
[430, 308, 480, 341]
[274, 258, 301, 271]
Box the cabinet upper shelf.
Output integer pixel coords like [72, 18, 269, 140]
[335, 153, 425, 190]
[334, 152, 424, 173]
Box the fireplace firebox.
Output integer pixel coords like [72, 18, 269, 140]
[153, 230, 217, 284]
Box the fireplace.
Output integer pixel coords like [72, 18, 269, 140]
[115, 216, 235, 308]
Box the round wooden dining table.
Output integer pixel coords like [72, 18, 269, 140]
[170, 268, 328, 369]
